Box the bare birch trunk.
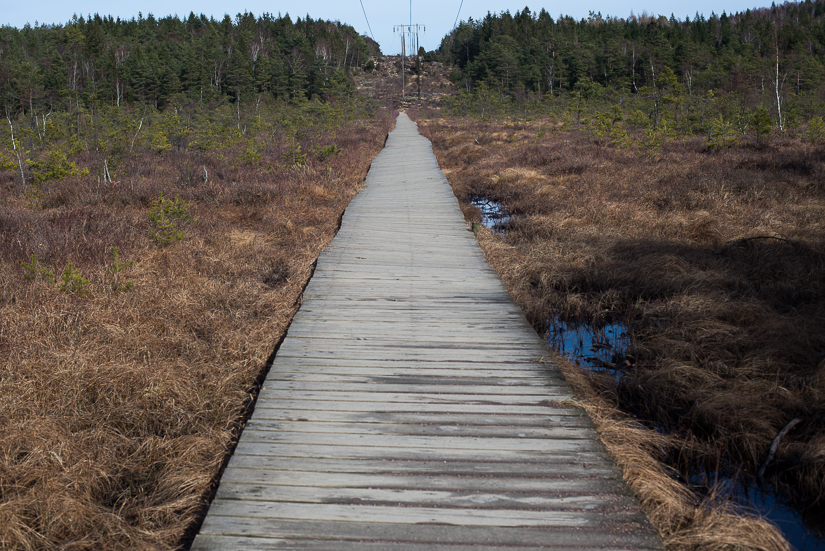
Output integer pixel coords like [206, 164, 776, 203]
[6, 114, 27, 188]
[774, 30, 784, 131]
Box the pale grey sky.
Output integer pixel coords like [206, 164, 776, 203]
[3, 0, 769, 54]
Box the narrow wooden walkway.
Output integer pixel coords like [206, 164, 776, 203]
[192, 114, 663, 550]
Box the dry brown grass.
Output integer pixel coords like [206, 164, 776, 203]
[416, 114, 825, 549]
[553, 352, 789, 551]
[0, 108, 393, 549]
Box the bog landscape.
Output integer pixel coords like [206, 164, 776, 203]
[0, 3, 823, 550]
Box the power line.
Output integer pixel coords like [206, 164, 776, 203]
[453, 0, 465, 30]
[394, 23, 424, 98]
[358, 0, 375, 41]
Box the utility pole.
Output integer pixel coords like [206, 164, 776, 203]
[394, 24, 425, 100]
[414, 26, 421, 98]
[393, 25, 405, 99]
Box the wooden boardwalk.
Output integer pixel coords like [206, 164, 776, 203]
[192, 114, 663, 550]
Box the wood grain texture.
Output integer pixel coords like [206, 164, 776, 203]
[192, 114, 663, 550]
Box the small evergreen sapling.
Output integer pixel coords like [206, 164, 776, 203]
[751, 107, 772, 147]
[284, 139, 307, 168]
[109, 246, 135, 292]
[707, 116, 738, 150]
[315, 144, 342, 159]
[57, 263, 90, 295]
[148, 192, 197, 244]
[21, 254, 55, 282]
[807, 116, 825, 144]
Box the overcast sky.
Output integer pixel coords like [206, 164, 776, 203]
[3, 0, 768, 54]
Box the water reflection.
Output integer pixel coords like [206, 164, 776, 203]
[469, 195, 511, 231]
[691, 474, 825, 550]
[545, 317, 630, 377]
[745, 490, 825, 550]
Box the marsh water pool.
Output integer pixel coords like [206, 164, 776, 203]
[470, 195, 512, 231]
[472, 193, 823, 549]
[545, 316, 824, 550]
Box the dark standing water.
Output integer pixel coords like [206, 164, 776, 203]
[470, 195, 511, 231]
[691, 475, 825, 551]
[545, 317, 825, 550]
[741, 488, 825, 550]
[545, 317, 630, 376]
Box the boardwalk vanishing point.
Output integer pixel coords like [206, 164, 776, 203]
[192, 114, 664, 550]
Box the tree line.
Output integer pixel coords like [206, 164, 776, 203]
[0, 11, 378, 116]
[439, 1, 825, 129]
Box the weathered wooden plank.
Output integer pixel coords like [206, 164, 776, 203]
[213, 483, 640, 511]
[251, 399, 571, 415]
[273, 350, 546, 363]
[283, 332, 546, 345]
[247, 409, 593, 427]
[262, 381, 556, 395]
[235, 430, 602, 454]
[301, 291, 516, 300]
[290, 311, 516, 326]
[266, 357, 556, 371]
[291, 316, 530, 326]
[290, 313, 533, 324]
[193, 535, 661, 551]
[243, 419, 592, 439]
[267, 372, 558, 384]
[282, 329, 545, 341]
[193, 113, 662, 550]
[300, 298, 528, 306]
[216, 470, 628, 494]
[304, 266, 497, 282]
[195, 518, 663, 549]
[286, 317, 534, 326]
[230, 440, 610, 466]
[202, 500, 646, 528]
[232, 442, 612, 464]
[296, 301, 526, 311]
[265, 370, 558, 382]
[223, 456, 618, 477]
[265, 368, 559, 380]
[256, 389, 571, 404]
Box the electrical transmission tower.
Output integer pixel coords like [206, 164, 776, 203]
[393, 23, 425, 99]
